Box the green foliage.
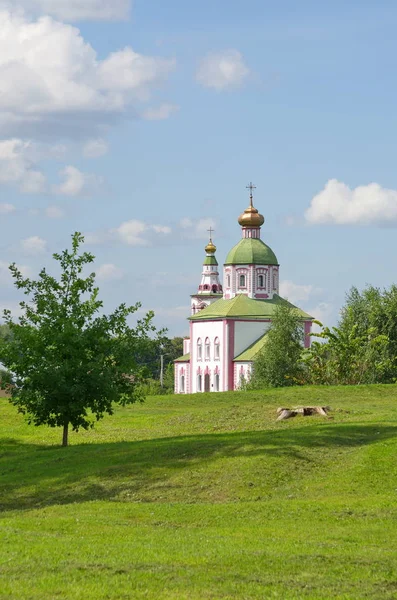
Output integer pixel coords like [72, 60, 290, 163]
[250, 304, 304, 388]
[303, 321, 393, 385]
[0, 232, 159, 446]
[338, 284, 397, 382]
[1, 385, 397, 599]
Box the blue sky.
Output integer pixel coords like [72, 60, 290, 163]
[1, 0, 397, 335]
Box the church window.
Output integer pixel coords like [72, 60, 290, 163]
[205, 337, 210, 359]
[197, 338, 202, 360]
[239, 274, 246, 288]
[227, 274, 231, 287]
[273, 271, 278, 290]
[197, 374, 202, 392]
[214, 337, 220, 359]
[180, 375, 185, 393]
[214, 373, 220, 391]
[258, 274, 264, 288]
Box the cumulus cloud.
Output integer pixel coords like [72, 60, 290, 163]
[20, 235, 47, 255]
[82, 138, 108, 158]
[279, 280, 322, 305]
[142, 104, 180, 121]
[86, 219, 172, 247]
[96, 263, 124, 281]
[54, 165, 103, 196]
[179, 217, 216, 239]
[0, 203, 16, 214]
[196, 50, 250, 91]
[8, 0, 132, 22]
[45, 205, 65, 218]
[305, 179, 397, 226]
[0, 9, 176, 140]
[0, 139, 47, 194]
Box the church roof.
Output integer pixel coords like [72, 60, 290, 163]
[175, 352, 190, 362]
[224, 238, 278, 266]
[189, 293, 313, 321]
[203, 256, 218, 266]
[234, 331, 268, 362]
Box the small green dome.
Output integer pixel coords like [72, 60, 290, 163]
[224, 238, 278, 266]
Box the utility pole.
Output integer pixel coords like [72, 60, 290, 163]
[160, 353, 164, 388]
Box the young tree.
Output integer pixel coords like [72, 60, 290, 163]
[0, 233, 160, 446]
[251, 304, 304, 388]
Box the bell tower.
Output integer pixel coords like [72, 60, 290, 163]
[190, 230, 223, 315]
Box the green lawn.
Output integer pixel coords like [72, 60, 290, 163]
[1, 386, 397, 599]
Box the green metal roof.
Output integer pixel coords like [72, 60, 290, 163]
[189, 294, 313, 321]
[175, 352, 190, 362]
[203, 256, 218, 266]
[234, 332, 268, 362]
[224, 238, 278, 266]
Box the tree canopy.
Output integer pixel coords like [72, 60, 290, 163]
[0, 232, 161, 446]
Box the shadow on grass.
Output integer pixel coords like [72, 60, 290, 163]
[0, 423, 396, 511]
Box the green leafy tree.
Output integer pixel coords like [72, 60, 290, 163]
[251, 304, 304, 388]
[338, 285, 397, 382]
[0, 233, 160, 446]
[303, 321, 392, 385]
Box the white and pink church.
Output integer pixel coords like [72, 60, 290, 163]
[174, 185, 313, 394]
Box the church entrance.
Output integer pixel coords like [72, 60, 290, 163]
[204, 374, 210, 392]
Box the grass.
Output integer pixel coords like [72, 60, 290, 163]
[1, 385, 397, 599]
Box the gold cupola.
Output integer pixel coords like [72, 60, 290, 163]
[205, 238, 216, 254]
[238, 182, 265, 228]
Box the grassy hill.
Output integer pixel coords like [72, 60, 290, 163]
[1, 385, 397, 599]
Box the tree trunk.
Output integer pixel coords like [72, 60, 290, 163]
[62, 421, 69, 447]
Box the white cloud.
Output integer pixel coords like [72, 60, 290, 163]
[142, 103, 180, 121]
[0, 10, 176, 140]
[0, 138, 46, 194]
[0, 203, 16, 214]
[179, 217, 216, 239]
[305, 179, 397, 226]
[196, 50, 250, 91]
[152, 224, 172, 234]
[21, 235, 47, 255]
[10, 0, 131, 22]
[279, 280, 322, 304]
[54, 165, 102, 196]
[82, 138, 108, 158]
[114, 219, 149, 246]
[45, 205, 65, 218]
[307, 302, 335, 331]
[96, 263, 124, 281]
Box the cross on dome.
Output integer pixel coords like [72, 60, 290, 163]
[246, 182, 256, 206]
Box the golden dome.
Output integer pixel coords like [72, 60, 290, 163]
[238, 182, 264, 227]
[205, 239, 216, 254]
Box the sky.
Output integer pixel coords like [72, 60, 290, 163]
[1, 0, 397, 336]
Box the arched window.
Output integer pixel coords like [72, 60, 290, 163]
[205, 337, 210, 359]
[180, 375, 185, 393]
[197, 338, 202, 360]
[214, 337, 220, 359]
[227, 274, 231, 287]
[273, 271, 278, 290]
[197, 374, 202, 392]
[258, 274, 264, 288]
[239, 274, 246, 288]
[214, 373, 220, 391]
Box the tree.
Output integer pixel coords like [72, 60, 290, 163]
[337, 285, 397, 382]
[303, 321, 393, 385]
[0, 233, 160, 446]
[250, 304, 304, 388]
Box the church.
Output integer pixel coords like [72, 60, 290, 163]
[174, 184, 313, 394]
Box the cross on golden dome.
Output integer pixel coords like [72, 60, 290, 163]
[205, 227, 216, 254]
[238, 181, 264, 228]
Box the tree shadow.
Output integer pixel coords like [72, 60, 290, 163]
[1, 423, 396, 511]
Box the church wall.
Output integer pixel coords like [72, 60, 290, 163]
[174, 362, 190, 394]
[234, 320, 271, 358]
[190, 320, 225, 393]
[234, 362, 252, 389]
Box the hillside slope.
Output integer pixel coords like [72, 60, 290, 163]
[1, 386, 397, 599]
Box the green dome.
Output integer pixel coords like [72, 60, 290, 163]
[224, 238, 278, 266]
